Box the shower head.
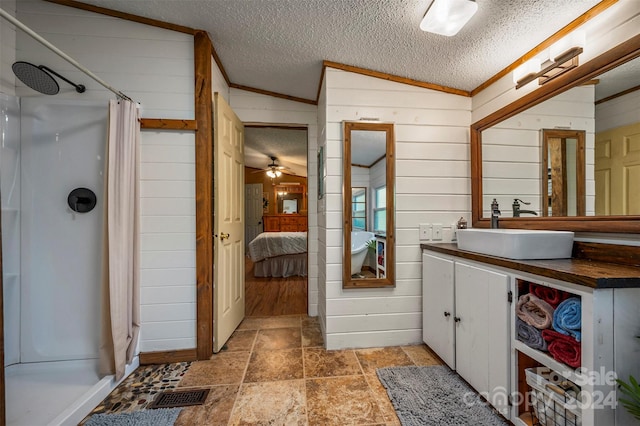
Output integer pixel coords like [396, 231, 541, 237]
[12, 61, 86, 95]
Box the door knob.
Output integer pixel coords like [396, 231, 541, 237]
[220, 232, 230, 241]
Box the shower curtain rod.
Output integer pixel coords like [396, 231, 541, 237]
[0, 7, 133, 102]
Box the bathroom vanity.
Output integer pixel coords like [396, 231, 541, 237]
[421, 242, 640, 426]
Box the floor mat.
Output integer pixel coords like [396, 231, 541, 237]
[85, 408, 183, 426]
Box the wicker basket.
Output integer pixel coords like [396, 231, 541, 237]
[525, 367, 582, 426]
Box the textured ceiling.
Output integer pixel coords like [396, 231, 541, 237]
[80, 0, 601, 100]
[352, 130, 386, 167]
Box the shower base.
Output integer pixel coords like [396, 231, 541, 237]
[6, 357, 138, 426]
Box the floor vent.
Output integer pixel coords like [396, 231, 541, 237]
[149, 389, 210, 409]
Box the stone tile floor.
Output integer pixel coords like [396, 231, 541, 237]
[83, 315, 443, 425]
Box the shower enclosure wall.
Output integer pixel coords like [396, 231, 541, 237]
[1, 95, 136, 425]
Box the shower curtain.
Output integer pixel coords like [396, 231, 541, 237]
[100, 99, 140, 380]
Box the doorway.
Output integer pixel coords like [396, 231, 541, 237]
[243, 125, 309, 316]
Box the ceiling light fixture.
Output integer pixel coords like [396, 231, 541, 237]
[420, 0, 478, 37]
[266, 168, 282, 179]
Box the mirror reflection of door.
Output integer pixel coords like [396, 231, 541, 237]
[541, 129, 585, 216]
[343, 121, 395, 289]
[595, 122, 640, 215]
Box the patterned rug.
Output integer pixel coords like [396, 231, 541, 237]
[85, 408, 183, 426]
[376, 366, 509, 426]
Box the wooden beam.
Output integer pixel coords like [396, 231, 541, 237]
[139, 349, 198, 365]
[194, 31, 214, 360]
[323, 61, 470, 97]
[229, 83, 317, 105]
[43, 0, 198, 35]
[595, 83, 640, 105]
[140, 118, 197, 131]
[470, 0, 619, 96]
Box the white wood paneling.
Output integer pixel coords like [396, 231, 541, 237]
[15, 2, 199, 353]
[322, 68, 471, 349]
[596, 90, 640, 132]
[0, 0, 17, 95]
[230, 88, 319, 316]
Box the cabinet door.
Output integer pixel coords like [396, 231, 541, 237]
[455, 261, 510, 417]
[422, 252, 455, 369]
[264, 216, 279, 232]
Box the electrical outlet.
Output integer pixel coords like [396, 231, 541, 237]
[419, 223, 431, 241]
[433, 223, 443, 241]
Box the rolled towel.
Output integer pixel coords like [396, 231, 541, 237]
[516, 318, 548, 351]
[552, 297, 582, 342]
[542, 329, 581, 368]
[516, 293, 555, 329]
[529, 283, 570, 308]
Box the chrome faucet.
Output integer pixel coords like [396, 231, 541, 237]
[490, 199, 500, 229]
[512, 198, 538, 217]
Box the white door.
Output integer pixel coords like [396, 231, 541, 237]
[245, 183, 263, 249]
[213, 93, 245, 353]
[422, 252, 455, 369]
[455, 261, 510, 417]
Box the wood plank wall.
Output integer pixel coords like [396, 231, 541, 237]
[321, 68, 471, 349]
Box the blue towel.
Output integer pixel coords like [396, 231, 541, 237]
[552, 297, 582, 342]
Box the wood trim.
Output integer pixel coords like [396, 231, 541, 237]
[194, 31, 214, 360]
[595, 83, 640, 105]
[140, 119, 197, 130]
[470, 33, 640, 233]
[343, 121, 395, 289]
[324, 61, 470, 97]
[572, 242, 640, 266]
[244, 123, 308, 130]
[210, 38, 231, 86]
[470, 0, 619, 96]
[229, 83, 317, 105]
[541, 129, 586, 217]
[43, 0, 197, 35]
[139, 349, 198, 365]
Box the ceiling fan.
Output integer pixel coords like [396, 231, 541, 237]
[251, 156, 294, 177]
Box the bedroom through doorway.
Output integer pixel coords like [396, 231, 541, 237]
[243, 125, 309, 316]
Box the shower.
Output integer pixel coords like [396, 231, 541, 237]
[12, 61, 86, 95]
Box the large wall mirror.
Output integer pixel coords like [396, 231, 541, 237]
[471, 34, 640, 232]
[343, 122, 395, 288]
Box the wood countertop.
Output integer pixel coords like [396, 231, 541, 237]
[421, 243, 640, 289]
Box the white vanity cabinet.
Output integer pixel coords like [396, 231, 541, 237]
[423, 244, 640, 426]
[422, 251, 511, 417]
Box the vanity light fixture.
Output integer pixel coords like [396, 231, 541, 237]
[515, 32, 585, 90]
[420, 0, 478, 37]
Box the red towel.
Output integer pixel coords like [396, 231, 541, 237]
[530, 283, 570, 308]
[542, 329, 581, 368]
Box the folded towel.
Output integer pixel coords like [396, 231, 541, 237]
[542, 329, 581, 368]
[516, 293, 555, 329]
[529, 283, 570, 308]
[552, 297, 582, 342]
[516, 318, 548, 351]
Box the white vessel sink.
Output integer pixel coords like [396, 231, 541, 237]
[456, 229, 574, 260]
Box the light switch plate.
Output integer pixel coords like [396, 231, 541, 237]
[419, 223, 431, 241]
[432, 223, 443, 241]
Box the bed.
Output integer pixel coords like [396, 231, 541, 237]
[248, 231, 307, 277]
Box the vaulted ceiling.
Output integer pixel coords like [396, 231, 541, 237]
[80, 0, 602, 101]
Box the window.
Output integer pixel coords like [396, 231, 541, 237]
[374, 186, 386, 233]
[352, 187, 366, 230]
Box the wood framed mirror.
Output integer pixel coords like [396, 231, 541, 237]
[471, 33, 640, 232]
[343, 121, 395, 288]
